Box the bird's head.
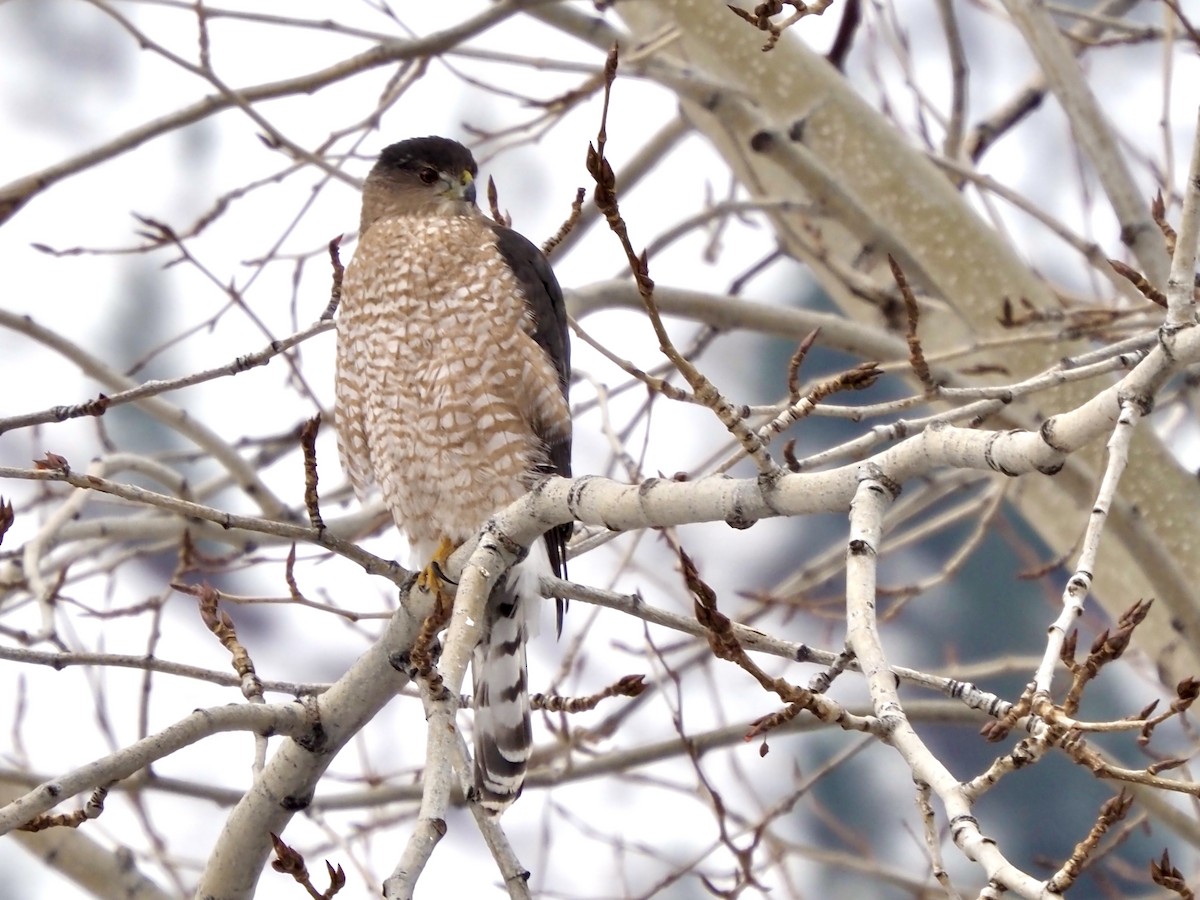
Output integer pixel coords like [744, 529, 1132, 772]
[360, 136, 479, 231]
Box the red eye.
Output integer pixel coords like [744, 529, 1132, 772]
[418, 167, 439, 185]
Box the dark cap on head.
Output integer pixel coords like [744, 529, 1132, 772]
[376, 136, 478, 179]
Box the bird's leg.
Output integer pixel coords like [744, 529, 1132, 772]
[418, 536, 457, 632]
[410, 537, 457, 677]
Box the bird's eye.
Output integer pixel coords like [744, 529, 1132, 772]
[418, 167, 439, 185]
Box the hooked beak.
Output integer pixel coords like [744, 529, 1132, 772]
[445, 169, 476, 205]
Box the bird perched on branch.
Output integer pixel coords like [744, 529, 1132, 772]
[334, 136, 572, 813]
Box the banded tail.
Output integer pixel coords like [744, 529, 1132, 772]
[472, 571, 532, 814]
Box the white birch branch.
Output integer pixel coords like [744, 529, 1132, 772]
[1001, 0, 1169, 285]
[193, 600, 422, 898]
[1034, 395, 1144, 693]
[0, 701, 317, 833]
[844, 470, 1045, 898]
[1165, 105, 1200, 326]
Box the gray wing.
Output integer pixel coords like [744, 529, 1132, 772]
[490, 224, 573, 592]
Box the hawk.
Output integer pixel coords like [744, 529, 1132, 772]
[334, 136, 572, 813]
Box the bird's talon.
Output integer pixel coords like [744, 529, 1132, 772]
[416, 536, 457, 594]
[431, 560, 458, 586]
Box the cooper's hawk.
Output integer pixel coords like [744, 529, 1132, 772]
[334, 136, 572, 813]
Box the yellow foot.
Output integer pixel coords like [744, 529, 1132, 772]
[417, 536, 456, 605]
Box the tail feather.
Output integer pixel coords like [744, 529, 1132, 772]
[472, 570, 532, 814]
